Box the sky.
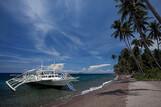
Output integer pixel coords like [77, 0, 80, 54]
[0, 0, 160, 73]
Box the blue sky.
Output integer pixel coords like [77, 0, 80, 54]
[0, 0, 160, 73]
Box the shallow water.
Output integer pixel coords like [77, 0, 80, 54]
[0, 73, 114, 107]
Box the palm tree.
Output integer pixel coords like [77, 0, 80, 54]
[131, 39, 142, 57]
[133, 37, 156, 69]
[144, 0, 161, 24]
[112, 20, 143, 73]
[140, 36, 154, 48]
[112, 54, 117, 68]
[148, 21, 161, 50]
[112, 54, 117, 61]
[132, 39, 141, 47]
[132, 37, 153, 48]
[132, 37, 154, 48]
[131, 38, 145, 70]
[111, 20, 134, 48]
[115, 0, 161, 70]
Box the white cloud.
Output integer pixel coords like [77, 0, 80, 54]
[89, 51, 103, 60]
[0, 0, 85, 60]
[0, 59, 30, 64]
[80, 63, 111, 73]
[0, 0, 74, 60]
[89, 51, 100, 55]
[57, 31, 83, 46]
[23, 0, 59, 56]
[62, 64, 113, 74]
[23, 0, 84, 54]
[49, 63, 64, 71]
[64, 0, 84, 27]
[0, 54, 39, 63]
[88, 64, 111, 71]
[0, 0, 118, 65]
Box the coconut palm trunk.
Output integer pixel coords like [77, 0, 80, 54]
[114, 0, 161, 70]
[123, 38, 144, 73]
[156, 38, 160, 50]
[135, 19, 161, 70]
[125, 38, 144, 73]
[111, 20, 144, 73]
[144, 0, 161, 24]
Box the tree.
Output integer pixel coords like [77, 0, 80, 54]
[132, 37, 156, 68]
[115, 0, 161, 70]
[144, 0, 161, 24]
[132, 39, 142, 48]
[114, 48, 138, 74]
[140, 36, 154, 48]
[111, 20, 134, 46]
[132, 37, 155, 68]
[112, 20, 143, 73]
[112, 54, 117, 60]
[148, 21, 161, 50]
[131, 39, 144, 70]
[142, 48, 154, 69]
[132, 45, 141, 58]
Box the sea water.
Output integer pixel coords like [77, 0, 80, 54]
[0, 73, 114, 107]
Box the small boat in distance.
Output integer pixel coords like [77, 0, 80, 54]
[6, 63, 77, 91]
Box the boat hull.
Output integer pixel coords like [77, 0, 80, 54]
[32, 79, 73, 86]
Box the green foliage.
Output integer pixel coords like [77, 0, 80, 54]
[112, 54, 117, 60]
[114, 48, 139, 74]
[148, 21, 161, 50]
[134, 68, 161, 80]
[112, 0, 161, 80]
[114, 48, 161, 80]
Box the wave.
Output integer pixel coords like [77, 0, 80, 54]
[81, 80, 113, 95]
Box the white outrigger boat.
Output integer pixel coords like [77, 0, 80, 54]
[6, 63, 77, 91]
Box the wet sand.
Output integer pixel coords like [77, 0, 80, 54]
[46, 80, 161, 107]
[47, 80, 128, 107]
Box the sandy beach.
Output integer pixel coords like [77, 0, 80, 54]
[46, 80, 128, 107]
[127, 81, 161, 107]
[46, 79, 161, 107]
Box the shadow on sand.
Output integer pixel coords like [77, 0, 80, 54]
[115, 79, 136, 83]
[97, 88, 161, 96]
